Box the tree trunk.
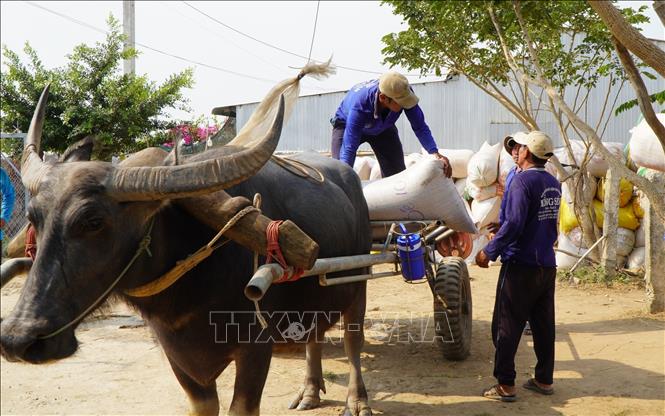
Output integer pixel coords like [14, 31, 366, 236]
[601, 167, 619, 276]
[644, 170, 665, 313]
[654, 1, 665, 27]
[589, 1, 665, 78]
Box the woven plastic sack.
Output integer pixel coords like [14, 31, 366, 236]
[467, 142, 502, 187]
[498, 150, 516, 187]
[592, 199, 639, 230]
[615, 227, 636, 257]
[454, 178, 467, 197]
[626, 247, 646, 270]
[471, 196, 501, 229]
[369, 161, 382, 180]
[553, 140, 624, 177]
[559, 199, 579, 234]
[628, 113, 665, 172]
[362, 158, 477, 233]
[556, 232, 586, 269]
[423, 148, 474, 179]
[353, 157, 372, 181]
[635, 224, 645, 248]
[466, 183, 497, 202]
[405, 153, 423, 169]
[596, 177, 633, 207]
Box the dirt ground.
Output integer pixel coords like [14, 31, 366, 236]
[1, 264, 664, 416]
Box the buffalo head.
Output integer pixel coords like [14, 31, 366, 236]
[0, 85, 285, 363]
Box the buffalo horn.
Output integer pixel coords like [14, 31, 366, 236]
[21, 85, 51, 193]
[108, 95, 285, 201]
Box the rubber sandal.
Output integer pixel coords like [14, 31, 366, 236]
[523, 378, 554, 395]
[482, 385, 517, 402]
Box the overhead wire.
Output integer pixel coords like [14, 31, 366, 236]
[24, 1, 282, 85]
[306, 1, 321, 64]
[181, 1, 429, 77]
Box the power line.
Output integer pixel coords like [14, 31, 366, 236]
[181, 1, 392, 76]
[306, 1, 321, 64]
[24, 1, 282, 85]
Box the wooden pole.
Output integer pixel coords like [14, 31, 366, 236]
[644, 170, 665, 313]
[601, 167, 619, 276]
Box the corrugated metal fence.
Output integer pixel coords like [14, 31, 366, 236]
[234, 57, 664, 154]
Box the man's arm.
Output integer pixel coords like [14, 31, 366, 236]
[339, 110, 368, 167]
[482, 177, 529, 261]
[404, 105, 437, 153]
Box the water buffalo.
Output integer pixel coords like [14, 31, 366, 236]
[0, 86, 372, 415]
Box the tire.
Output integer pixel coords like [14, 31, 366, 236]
[433, 256, 472, 361]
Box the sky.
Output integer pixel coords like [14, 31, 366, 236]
[1, 1, 663, 122]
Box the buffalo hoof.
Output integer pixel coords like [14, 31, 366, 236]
[288, 384, 324, 411]
[343, 399, 372, 416]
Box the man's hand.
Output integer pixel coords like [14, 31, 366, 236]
[487, 222, 500, 234]
[431, 152, 453, 178]
[475, 249, 490, 268]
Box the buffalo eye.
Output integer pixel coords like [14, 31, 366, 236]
[83, 217, 104, 232]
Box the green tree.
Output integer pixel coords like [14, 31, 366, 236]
[381, 0, 648, 131]
[1, 16, 193, 160]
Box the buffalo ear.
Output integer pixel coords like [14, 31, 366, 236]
[60, 136, 96, 163]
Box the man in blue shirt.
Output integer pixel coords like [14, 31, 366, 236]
[1, 166, 16, 241]
[476, 131, 561, 402]
[330, 72, 451, 178]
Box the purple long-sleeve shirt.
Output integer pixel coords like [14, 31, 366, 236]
[334, 79, 438, 167]
[484, 167, 561, 267]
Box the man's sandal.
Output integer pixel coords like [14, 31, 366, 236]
[482, 385, 517, 402]
[523, 378, 554, 395]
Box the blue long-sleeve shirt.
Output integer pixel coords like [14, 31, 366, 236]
[334, 79, 438, 167]
[1, 167, 16, 240]
[498, 166, 519, 224]
[484, 168, 561, 267]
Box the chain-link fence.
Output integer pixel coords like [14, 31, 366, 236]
[1, 152, 29, 243]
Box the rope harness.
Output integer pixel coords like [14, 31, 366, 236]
[38, 218, 156, 340]
[266, 220, 304, 283]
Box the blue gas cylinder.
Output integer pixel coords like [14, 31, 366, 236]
[396, 223, 426, 282]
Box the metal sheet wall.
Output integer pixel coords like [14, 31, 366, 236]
[235, 63, 664, 153]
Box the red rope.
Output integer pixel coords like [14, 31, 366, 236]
[265, 220, 304, 283]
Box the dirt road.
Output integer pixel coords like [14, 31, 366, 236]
[1, 264, 664, 415]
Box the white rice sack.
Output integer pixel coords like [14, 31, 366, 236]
[363, 158, 477, 233]
[635, 224, 645, 248]
[455, 178, 467, 197]
[628, 113, 665, 172]
[353, 157, 372, 181]
[467, 141, 502, 187]
[566, 227, 585, 248]
[471, 196, 501, 229]
[404, 153, 423, 169]
[556, 233, 586, 269]
[466, 183, 497, 202]
[369, 161, 383, 180]
[423, 148, 474, 178]
[626, 247, 646, 270]
[561, 179, 596, 206]
[615, 227, 635, 257]
[554, 140, 624, 177]
[498, 150, 516, 187]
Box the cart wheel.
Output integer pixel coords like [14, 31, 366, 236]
[433, 257, 472, 361]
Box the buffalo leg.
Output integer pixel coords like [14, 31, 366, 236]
[288, 341, 326, 410]
[167, 357, 220, 416]
[343, 283, 372, 416]
[229, 343, 272, 416]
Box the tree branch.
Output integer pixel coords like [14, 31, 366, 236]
[589, 1, 665, 78]
[611, 36, 665, 154]
[654, 1, 665, 26]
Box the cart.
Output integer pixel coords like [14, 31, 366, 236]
[245, 218, 474, 361]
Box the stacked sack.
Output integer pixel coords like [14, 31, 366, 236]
[556, 174, 644, 270]
[466, 142, 503, 230]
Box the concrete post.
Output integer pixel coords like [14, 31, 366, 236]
[123, 0, 135, 75]
[644, 170, 665, 313]
[602, 167, 619, 276]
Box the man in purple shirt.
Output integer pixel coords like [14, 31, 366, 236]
[330, 72, 451, 178]
[476, 131, 561, 402]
